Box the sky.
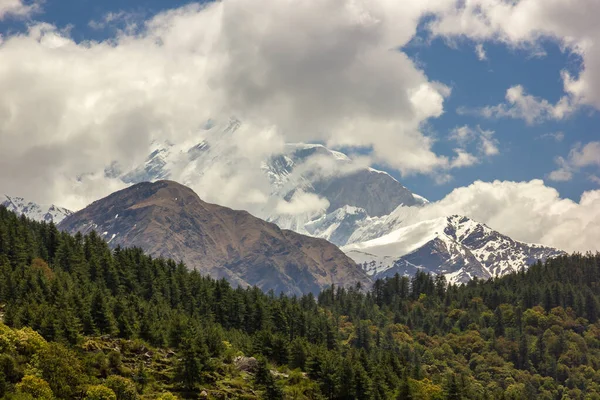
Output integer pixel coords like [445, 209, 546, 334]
[1, 0, 600, 253]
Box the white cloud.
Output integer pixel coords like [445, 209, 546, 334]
[275, 191, 330, 216]
[0, 0, 39, 20]
[450, 149, 479, 168]
[478, 127, 499, 156]
[0, 0, 475, 209]
[475, 43, 487, 61]
[408, 179, 600, 253]
[540, 132, 565, 142]
[449, 125, 499, 158]
[549, 141, 600, 183]
[465, 85, 576, 125]
[88, 11, 140, 33]
[570, 141, 600, 168]
[548, 159, 573, 182]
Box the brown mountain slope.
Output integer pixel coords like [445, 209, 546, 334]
[58, 180, 369, 294]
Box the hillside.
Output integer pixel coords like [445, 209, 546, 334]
[57, 180, 368, 295]
[1, 206, 600, 398]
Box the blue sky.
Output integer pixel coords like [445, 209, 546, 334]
[400, 36, 597, 202]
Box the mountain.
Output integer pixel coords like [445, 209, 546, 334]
[262, 143, 427, 245]
[262, 143, 427, 217]
[1, 195, 72, 224]
[110, 119, 428, 247]
[58, 180, 369, 295]
[344, 215, 565, 284]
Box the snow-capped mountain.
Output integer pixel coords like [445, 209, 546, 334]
[262, 144, 428, 245]
[109, 119, 563, 284]
[112, 118, 427, 247]
[344, 215, 565, 284]
[263, 143, 427, 216]
[1, 195, 72, 224]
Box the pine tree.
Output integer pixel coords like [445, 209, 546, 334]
[518, 334, 529, 370]
[254, 356, 283, 400]
[176, 325, 207, 391]
[289, 338, 307, 370]
[493, 306, 504, 337]
[585, 289, 599, 322]
[446, 374, 462, 400]
[397, 370, 412, 400]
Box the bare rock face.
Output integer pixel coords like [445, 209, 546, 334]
[58, 180, 369, 295]
[234, 356, 258, 373]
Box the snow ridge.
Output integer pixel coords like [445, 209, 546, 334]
[1, 195, 72, 224]
[344, 215, 564, 284]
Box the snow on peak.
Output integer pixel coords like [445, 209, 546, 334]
[2, 195, 72, 224]
[344, 214, 564, 283]
[343, 216, 450, 270]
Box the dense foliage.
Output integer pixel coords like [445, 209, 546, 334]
[1, 206, 600, 399]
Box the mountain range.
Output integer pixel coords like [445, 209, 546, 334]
[1, 119, 565, 288]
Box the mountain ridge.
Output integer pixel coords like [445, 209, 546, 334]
[57, 180, 369, 295]
[344, 214, 565, 283]
[1, 195, 72, 224]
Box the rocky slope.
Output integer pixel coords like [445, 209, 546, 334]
[344, 215, 565, 284]
[1, 195, 72, 224]
[58, 180, 369, 295]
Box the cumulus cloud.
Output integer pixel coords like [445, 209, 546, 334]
[569, 141, 600, 168]
[549, 141, 600, 183]
[407, 180, 600, 253]
[0, 0, 475, 210]
[460, 85, 576, 125]
[548, 160, 573, 182]
[450, 149, 479, 168]
[0, 0, 39, 20]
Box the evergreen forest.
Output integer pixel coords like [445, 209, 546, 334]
[1, 206, 600, 399]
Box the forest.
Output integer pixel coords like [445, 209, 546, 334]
[0, 205, 600, 399]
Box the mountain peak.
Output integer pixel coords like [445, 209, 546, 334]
[58, 180, 369, 295]
[344, 214, 564, 284]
